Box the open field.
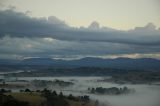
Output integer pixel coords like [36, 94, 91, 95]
[5, 92, 46, 106]
[4, 92, 97, 106]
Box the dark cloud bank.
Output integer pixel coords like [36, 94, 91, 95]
[0, 9, 160, 59]
[0, 9, 160, 45]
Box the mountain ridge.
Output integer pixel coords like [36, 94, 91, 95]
[0, 57, 160, 70]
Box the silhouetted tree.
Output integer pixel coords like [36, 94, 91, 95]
[59, 92, 63, 98]
[25, 88, 31, 92]
[52, 91, 57, 96]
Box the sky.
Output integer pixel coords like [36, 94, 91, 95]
[0, 0, 160, 59]
[1, 0, 160, 30]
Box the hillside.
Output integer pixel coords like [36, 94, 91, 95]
[0, 57, 160, 70]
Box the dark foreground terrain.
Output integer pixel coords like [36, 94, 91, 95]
[0, 88, 99, 106]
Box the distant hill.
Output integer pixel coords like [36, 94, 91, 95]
[0, 57, 160, 70]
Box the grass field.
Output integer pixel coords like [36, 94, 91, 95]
[5, 92, 46, 106]
[68, 100, 95, 106]
[5, 92, 96, 106]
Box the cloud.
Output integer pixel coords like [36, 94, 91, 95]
[129, 23, 159, 34]
[0, 9, 160, 46]
[0, 9, 160, 59]
[0, 36, 160, 59]
[88, 21, 100, 29]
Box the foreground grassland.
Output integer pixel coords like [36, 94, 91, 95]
[5, 92, 46, 106]
[1, 90, 98, 106]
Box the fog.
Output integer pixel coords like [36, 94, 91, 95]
[17, 77, 160, 106]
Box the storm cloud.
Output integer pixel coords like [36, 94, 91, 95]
[0, 9, 160, 46]
[0, 9, 160, 59]
[0, 36, 160, 59]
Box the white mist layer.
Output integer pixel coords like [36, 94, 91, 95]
[18, 77, 160, 106]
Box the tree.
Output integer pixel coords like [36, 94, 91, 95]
[3, 81, 5, 85]
[25, 88, 31, 92]
[59, 92, 63, 98]
[52, 91, 57, 96]
[81, 95, 90, 102]
[68, 94, 74, 100]
[91, 88, 95, 93]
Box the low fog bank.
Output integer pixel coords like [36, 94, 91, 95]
[15, 77, 160, 106]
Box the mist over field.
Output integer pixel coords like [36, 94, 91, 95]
[15, 77, 160, 106]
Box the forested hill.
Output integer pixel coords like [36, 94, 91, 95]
[0, 57, 160, 70]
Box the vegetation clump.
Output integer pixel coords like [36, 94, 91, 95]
[88, 86, 135, 95]
[31, 79, 74, 87]
[0, 88, 97, 106]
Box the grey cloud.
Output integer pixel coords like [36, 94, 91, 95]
[0, 36, 160, 59]
[0, 9, 160, 46]
[88, 21, 100, 29]
[129, 23, 159, 35]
